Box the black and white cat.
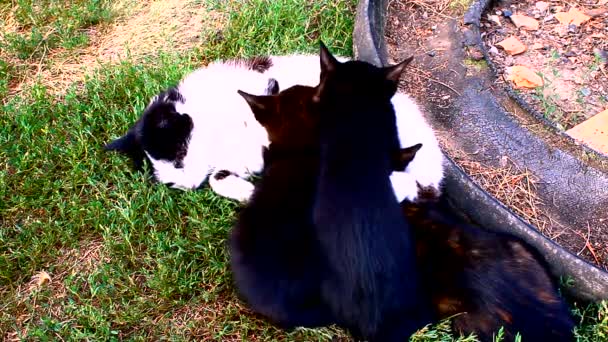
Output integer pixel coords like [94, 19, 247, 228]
[105, 54, 444, 202]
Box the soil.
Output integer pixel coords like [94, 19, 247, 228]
[385, 0, 608, 270]
[480, 0, 608, 131]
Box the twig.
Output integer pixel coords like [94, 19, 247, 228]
[570, 224, 601, 265]
[408, 66, 462, 95]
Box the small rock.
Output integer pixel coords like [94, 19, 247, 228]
[535, 1, 549, 12]
[580, 88, 591, 96]
[427, 50, 436, 57]
[423, 11, 429, 19]
[489, 45, 500, 55]
[431, 25, 437, 31]
[564, 50, 577, 57]
[503, 9, 513, 17]
[488, 14, 502, 26]
[594, 49, 608, 63]
[496, 10, 503, 16]
[568, 24, 577, 33]
[496, 36, 527, 55]
[510, 14, 540, 30]
[441, 95, 451, 100]
[534, 13, 541, 19]
[543, 14, 555, 22]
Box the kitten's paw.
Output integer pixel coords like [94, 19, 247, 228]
[390, 171, 419, 202]
[209, 170, 254, 202]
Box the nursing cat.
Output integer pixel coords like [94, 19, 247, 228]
[105, 54, 443, 203]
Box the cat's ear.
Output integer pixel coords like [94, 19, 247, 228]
[383, 56, 413, 84]
[238, 90, 275, 124]
[392, 143, 423, 172]
[265, 78, 280, 95]
[319, 41, 339, 74]
[105, 130, 146, 170]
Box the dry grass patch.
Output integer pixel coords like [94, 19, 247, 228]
[1, 0, 225, 95]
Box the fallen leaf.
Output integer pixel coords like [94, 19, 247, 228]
[510, 14, 540, 30]
[507, 65, 544, 88]
[591, 33, 607, 38]
[535, 1, 549, 12]
[31, 271, 51, 287]
[497, 36, 527, 55]
[555, 7, 591, 26]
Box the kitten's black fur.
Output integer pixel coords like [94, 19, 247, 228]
[230, 85, 334, 329]
[232, 82, 424, 333]
[311, 43, 431, 341]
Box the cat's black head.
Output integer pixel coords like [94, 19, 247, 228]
[105, 87, 193, 170]
[313, 41, 414, 160]
[314, 41, 413, 104]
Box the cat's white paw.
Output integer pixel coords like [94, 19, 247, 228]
[390, 171, 420, 202]
[209, 172, 255, 203]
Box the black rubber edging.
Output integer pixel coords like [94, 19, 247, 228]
[353, 0, 608, 301]
[464, 0, 608, 159]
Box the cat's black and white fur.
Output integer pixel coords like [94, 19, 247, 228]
[105, 54, 444, 203]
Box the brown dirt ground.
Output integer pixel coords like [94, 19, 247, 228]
[385, 0, 608, 269]
[480, 0, 608, 130]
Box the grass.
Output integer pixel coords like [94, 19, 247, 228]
[0, 0, 113, 59]
[0, 0, 607, 340]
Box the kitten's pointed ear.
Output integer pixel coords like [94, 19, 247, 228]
[392, 143, 423, 172]
[383, 56, 413, 83]
[319, 41, 339, 74]
[238, 90, 274, 124]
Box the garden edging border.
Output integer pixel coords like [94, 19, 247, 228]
[353, 0, 608, 301]
[463, 0, 608, 159]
